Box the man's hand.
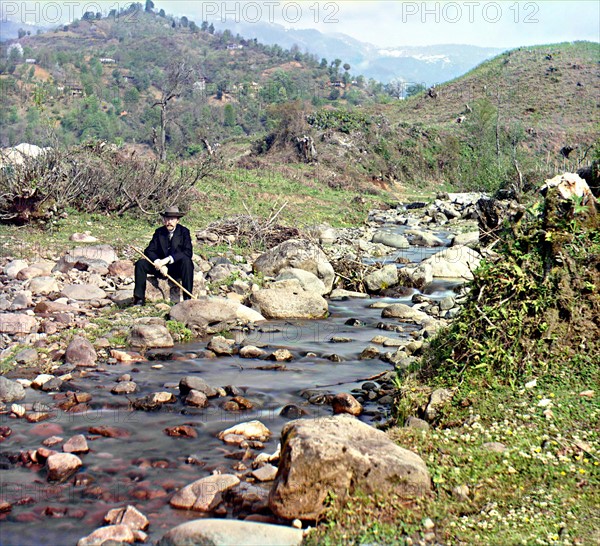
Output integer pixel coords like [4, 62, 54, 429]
[153, 257, 171, 269]
[153, 258, 171, 277]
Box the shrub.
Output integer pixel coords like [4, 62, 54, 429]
[0, 142, 221, 224]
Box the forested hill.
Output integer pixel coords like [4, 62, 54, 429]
[0, 3, 369, 153]
[1, 3, 598, 196]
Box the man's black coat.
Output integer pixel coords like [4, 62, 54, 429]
[143, 224, 193, 264]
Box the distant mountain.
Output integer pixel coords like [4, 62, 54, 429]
[0, 19, 50, 41]
[215, 20, 502, 84]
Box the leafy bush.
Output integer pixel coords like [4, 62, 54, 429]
[307, 108, 375, 134]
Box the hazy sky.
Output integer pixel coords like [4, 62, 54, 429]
[3, 1, 599, 48]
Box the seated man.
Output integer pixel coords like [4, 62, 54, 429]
[133, 206, 194, 305]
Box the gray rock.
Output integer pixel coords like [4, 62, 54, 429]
[319, 226, 338, 245]
[63, 434, 89, 454]
[207, 335, 236, 356]
[64, 244, 118, 265]
[4, 259, 28, 278]
[451, 231, 480, 247]
[252, 463, 278, 482]
[26, 276, 59, 295]
[405, 416, 430, 430]
[185, 389, 209, 408]
[77, 524, 135, 546]
[269, 414, 430, 520]
[239, 345, 267, 359]
[250, 288, 328, 319]
[14, 348, 37, 364]
[439, 296, 455, 311]
[359, 346, 380, 360]
[104, 505, 149, 531]
[332, 393, 362, 416]
[111, 381, 138, 395]
[253, 239, 335, 293]
[170, 474, 240, 511]
[420, 246, 482, 280]
[207, 263, 239, 283]
[169, 297, 264, 335]
[276, 268, 327, 295]
[179, 376, 218, 398]
[9, 291, 33, 310]
[381, 303, 430, 323]
[482, 442, 507, 453]
[371, 231, 410, 249]
[47, 453, 82, 483]
[157, 519, 303, 546]
[0, 376, 26, 403]
[61, 284, 106, 301]
[364, 264, 399, 293]
[425, 388, 455, 421]
[329, 289, 369, 299]
[405, 229, 445, 247]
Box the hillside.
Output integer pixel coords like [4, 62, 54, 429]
[245, 41, 599, 194]
[0, 5, 367, 153]
[0, 3, 598, 197]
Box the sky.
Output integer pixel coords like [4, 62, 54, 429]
[2, 1, 599, 48]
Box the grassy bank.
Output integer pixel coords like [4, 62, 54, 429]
[0, 165, 394, 261]
[305, 372, 599, 545]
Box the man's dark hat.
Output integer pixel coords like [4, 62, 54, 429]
[161, 206, 185, 218]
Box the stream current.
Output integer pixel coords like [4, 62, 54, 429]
[1, 230, 462, 545]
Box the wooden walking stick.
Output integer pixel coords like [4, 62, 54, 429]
[130, 246, 197, 300]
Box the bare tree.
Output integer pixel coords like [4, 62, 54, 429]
[152, 62, 194, 161]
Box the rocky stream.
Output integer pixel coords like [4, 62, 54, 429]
[0, 193, 486, 545]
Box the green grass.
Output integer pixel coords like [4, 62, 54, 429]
[191, 167, 389, 228]
[0, 165, 390, 262]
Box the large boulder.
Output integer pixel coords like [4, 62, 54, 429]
[420, 245, 482, 279]
[250, 286, 328, 319]
[157, 519, 303, 546]
[269, 414, 430, 520]
[169, 297, 264, 335]
[276, 268, 327, 295]
[371, 230, 410, 249]
[253, 239, 335, 294]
